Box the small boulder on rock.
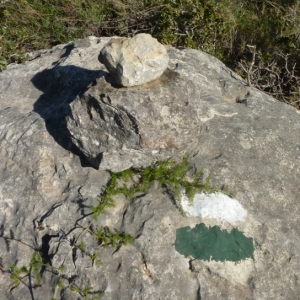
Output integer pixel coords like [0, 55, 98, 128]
[98, 33, 169, 87]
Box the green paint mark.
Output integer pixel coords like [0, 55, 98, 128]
[175, 223, 255, 262]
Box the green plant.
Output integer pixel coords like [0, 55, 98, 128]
[8, 264, 29, 288]
[0, 0, 110, 66]
[149, 0, 233, 59]
[93, 226, 135, 247]
[91, 155, 216, 215]
[8, 251, 44, 289]
[4, 156, 215, 298]
[70, 285, 104, 299]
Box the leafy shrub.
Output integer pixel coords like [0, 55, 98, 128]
[230, 0, 300, 108]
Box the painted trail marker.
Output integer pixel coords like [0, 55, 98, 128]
[181, 192, 247, 225]
[175, 223, 256, 262]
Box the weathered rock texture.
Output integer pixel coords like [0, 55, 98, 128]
[0, 36, 300, 300]
[98, 33, 169, 86]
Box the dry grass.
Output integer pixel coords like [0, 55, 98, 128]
[1, 0, 300, 108]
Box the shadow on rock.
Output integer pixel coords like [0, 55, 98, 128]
[31, 58, 107, 167]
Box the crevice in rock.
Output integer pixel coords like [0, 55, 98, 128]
[67, 274, 78, 285]
[87, 95, 106, 122]
[71, 197, 91, 218]
[119, 105, 140, 136]
[163, 185, 182, 211]
[35, 202, 63, 227]
[102, 94, 111, 104]
[189, 259, 197, 273]
[61, 214, 93, 239]
[141, 252, 155, 284]
[40, 233, 58, 266]
[196, 285, 202, 300]
[112, 242, 124, 255]
[134, 216, 154, 239]
[116, 262, 122, 272]
[72, 246, 77, 268]
[0, 225, 10, 252]
[0, 258, 4, 274]
[113, 113, 125, 129]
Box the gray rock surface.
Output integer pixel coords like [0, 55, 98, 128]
[98, 34, 169, 86]
[0, 36, 300, 300]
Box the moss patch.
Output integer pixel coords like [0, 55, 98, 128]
[175, 223, 255, 262]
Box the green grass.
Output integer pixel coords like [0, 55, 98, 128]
[1, 0, 300, 108]
[0, 0, 109, 67]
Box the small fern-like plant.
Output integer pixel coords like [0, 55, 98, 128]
[29, 251, 44, 286]
[8, 251, 44, 289]
[8, 264, 29, 288]
[70, 285, 104, 299]
[6, 155, 216, 299]
[91, 155, 216, 215]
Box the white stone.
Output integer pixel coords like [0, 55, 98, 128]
[98, 33, 169, 87]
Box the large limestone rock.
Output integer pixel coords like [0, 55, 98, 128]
[0, 36, 300, 300]
[98, 33, 169, 86]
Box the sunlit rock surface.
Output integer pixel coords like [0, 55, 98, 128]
[0, 36, 300, 299]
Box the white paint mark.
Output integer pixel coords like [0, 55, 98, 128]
[181, 191, 247, 225]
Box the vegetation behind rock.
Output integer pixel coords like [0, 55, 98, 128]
[1, 0, 300, 108]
